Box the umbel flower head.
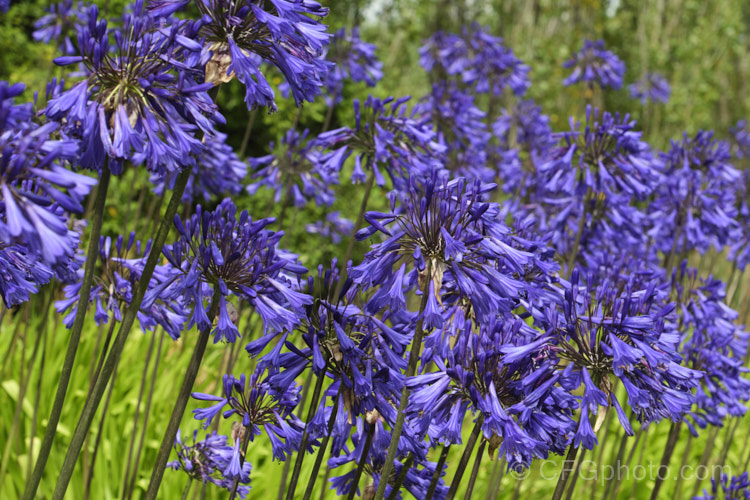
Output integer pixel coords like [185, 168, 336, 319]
[33, 0, 89, 55]
[671, 266, 750, 433]
[0, 81, 95, 268]
[648, 130, 741, 255]
[629, 72, 671, 104]
[693, 472, 750, 500]
[548, 270, 701, 449]
[0, 240, 54, 308]
[56, 232, 188, 339]
[46, 1, 222, 174]
[150, 0, 332, 111]
[191, 367, 304, 462]
[408, 316, 577, 469]
[168, 430, 252, 497]
[351, 173, 540, 325]
[247, 127, 338, 208]
[563, 39, 625, 90]
[314, 95, 444, 191]
[321, 27, 383, 105]
[158, 198, 311, 343]
[420, 24, 530, 96]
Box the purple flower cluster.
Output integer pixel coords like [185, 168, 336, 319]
[563, 39, 625, 90]
[629, 73, 671, 104]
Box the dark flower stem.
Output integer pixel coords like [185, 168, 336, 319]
[550, 443, 580, 500]
[228, 424, 254, 499]
[278, 368, 315, 500]
[464, 440, 486, 500]
[346, 423, 376, 500]
[239, 108, 258, 158]
[713, 418, 739, 483]
[126, 330, 166, 500]
[286, 368, 328, 500]
[446, 414, 486, 500]
[23, 167, 111, 500]
[689, 427, 720, 499]
[605, 426, 637, 500]
[302, 389, 340, 500]
[672, 432, 693, 500]
[426, 442, 451, 497]
[373, 261, 433, 500]
[28, 308, 51, 480]
[144, 286, 223, 500]
[84, 357, 121, 498]
[387, 454, 414, 500]
[181, 477, 193, 500]
[120, 331, 158, 498]
[649, 421, 681, 500]
[47, 166, 192, 500]
[564, 448, 587, 500]
[86, 320, 117, 401]
[333, 171, 376, 301]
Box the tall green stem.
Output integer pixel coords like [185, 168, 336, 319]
[463, 440, 486, 500]
[302, 389, 340, 500]
[649, 421, 681, 500]
[426, 444, 451, 499]
[446, 415, 486, 500]
[551, 443, 580, 500]
[144, 286, 223, 500]
[387, 454, 414, 500]
[23, 167, 111, 500]
[346, 423, 376, 500]
[46, 166, 192, 500]
[286, 369, 328, 499]
[373, 261, 432, 500]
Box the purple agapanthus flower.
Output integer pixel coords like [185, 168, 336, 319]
[315, 96, 444, 190]
[548, 270, 701, 449]
[0, 81, 95, 267]
[149, 0, 332, 111]
[322, 27, 382, 105]
[629, 73, 670, 104]
[168, 430, 251, 497]
[247, 128, 337, 208]
[191, 367, 304, 462]
[158, 198, 311, 344]
[33, 0, 89, 55]
[420, 24, 530, 96]
[563, 39, 625, 90]
[56, 232, 188, 339]
[671, 266, 750, 433]
[0, 240, 54, 308]
[648, 131, 741, 255]
[305, 212, 353, 244]
[46, 1, 222, 174]
[351, 174, 549, 325]
[694, 472, 750, 500]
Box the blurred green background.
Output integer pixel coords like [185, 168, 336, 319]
[2, 0, 750, 499]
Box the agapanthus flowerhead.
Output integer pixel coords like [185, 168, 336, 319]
[150, 0, 332, 110]
[420, 24, 530, 96]
[0, 240, 54, 308]
[351, 173, 549, 325]
[247, 127, 337, 207]
[549, 270, 701, 447]
[322, 27, 383, 105]
[408, 317, 576, 468]
[168, 430, 251, 496]
[493, 99, 554, 154]
[671, 266, 750, 432]
[415, 85, 493, 181]
[305, 211, 353, 244]
[267, 260, 413, 425]
[315, 95, 444, 190]
[628, 72, 670, 104]
[151, 132, 248, 203]
[46, 1, 222, 174]
[1, 81, 95, 267]
[327, 418, 442, 500]
[694, 472, 750, 500]
[191, 367, 304, 462]
[159, 198, 311, 343]
[731, 120, 750, 159]
[57, 232, 188, 339]
[648, 130, 741, 255]
[33, 0, 89, 55]
[563, 39, 625, 90]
